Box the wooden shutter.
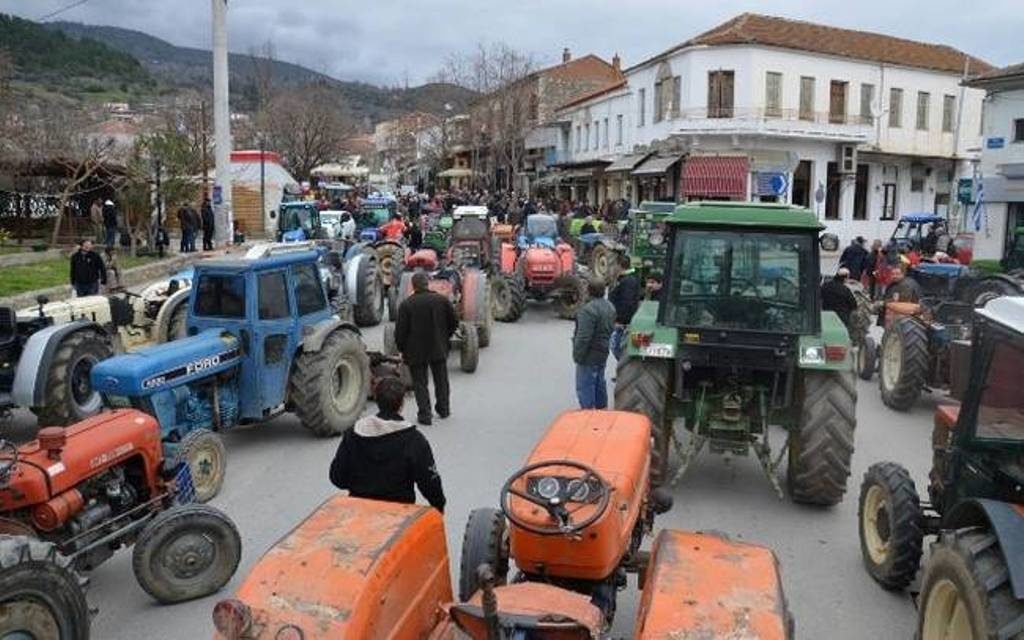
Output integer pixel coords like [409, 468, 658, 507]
[721, 71, 734, 117]
[708, 71, 719, 117]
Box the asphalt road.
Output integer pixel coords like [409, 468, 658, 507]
[10, 305, 936, 639]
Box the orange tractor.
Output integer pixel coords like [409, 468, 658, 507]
[499, 213, 588, 320]
[212, 410, 793, 639]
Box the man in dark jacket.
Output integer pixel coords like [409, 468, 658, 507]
[69, 239, 106, 297]
[608, 254, 640, 359]
[885, 266, 922, 303]
[329, 377, 445, 511]
[177, 206, 193, 253]
[395, 272, 458, 425]
[101, 200, 118, 248]
[839, 236, 869, 281]
[572, 278, 616, 409]
[821, 268, 858, 327]
[201, 197, 215, 251]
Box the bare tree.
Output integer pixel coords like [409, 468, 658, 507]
[258, 85, 356, 179]
[248, 40, 277, 113]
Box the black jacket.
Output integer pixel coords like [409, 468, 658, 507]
[395, 289, 458, 365]
[820, 278, 857, 326]
[839, 243, 869, 280]
[69, 249, 106, 286]
[573, 297, 616, 366]
[201, 203, 215, 231]
[609, 272, 641, 324]
[329, 412, 445, 511]
[102, 204, 117, 229]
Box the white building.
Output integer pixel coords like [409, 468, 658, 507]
[964, 63, 1024, 260]
[555, 14, 995, 255]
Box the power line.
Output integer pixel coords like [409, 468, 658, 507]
[37, 0, 91, 22]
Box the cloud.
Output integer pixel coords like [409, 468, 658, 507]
[1, 0, 1018, 85]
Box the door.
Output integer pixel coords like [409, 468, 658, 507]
[853, 164, 869, 220]
[792, 160, 812, 207]
[253, 269, 296, 413]
[825, 162, 841, 220]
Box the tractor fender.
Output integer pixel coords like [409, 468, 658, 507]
[11, 320, 108, 408]
[500, 243, 518, 275]
[944, 498, 1024, 599]
[301, 317, 361, 353]
[154, 287, 193, 343]
[343, 252, 371, 300]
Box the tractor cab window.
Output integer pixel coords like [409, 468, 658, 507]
[284, 207, 318, 232]
[452, 216, 488, 241]
[293, 263, 326, 315]
[258, 272, 290, 320]
[525, 214, 558, 240]
[664, 230, 812, 333]
[976, 341, 1024, 442]
[194, 274, 246, 318]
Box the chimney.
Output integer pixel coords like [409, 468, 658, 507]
[612, 52, 621, 72]
[562, 47, 571, 63]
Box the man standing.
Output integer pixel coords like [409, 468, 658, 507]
[572, 278, 616, 409]
[201, 196, 215, 251]
[101, 199, 118, 248]
[395, 272, 458, 426]
[885, 266, 923, 303]
[177, 205, 193, 253]
[839, 236, 869, 281]
[69, 239, 106, 297]
[820, 267, 858, 328]
[608, 254, 641, 359]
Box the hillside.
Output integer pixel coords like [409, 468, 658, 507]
[45, 20, 477, 122]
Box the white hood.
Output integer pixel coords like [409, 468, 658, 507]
[353, 414, 415, 437]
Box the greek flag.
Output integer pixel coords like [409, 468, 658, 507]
[971, 176, 984, 232]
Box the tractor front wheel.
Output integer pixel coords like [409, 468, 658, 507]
[788, 370, 856, 506]
[857, 462, 923, 590]
[857, 335, 877, 381]
[131, 504, 241, 604]
[352, 254, 384, 327]
[879, 317, 929, 411]
[590, 244, 613, 283]
[614, 356, 672, 486]
[555, 275, 588, 320]
[291, 329, 370, 437]
[0, 537, 89, 640]
[173, 429, 226, 503]
[492, 274, 526, 322]
[459, 322, 479, 373]
[33, 329, 112, 426]
[919, 528, 1024, 640]
[458, 507, 509, 602]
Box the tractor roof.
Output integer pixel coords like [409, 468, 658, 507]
[977, 296, 1024, 334]
[195, 244, 321, 272]
[666, 201, 824, 231]
[899, 213, 945, 224]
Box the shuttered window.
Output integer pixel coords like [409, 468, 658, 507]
[708, 70, 734, 118]
[889, 88, 903, 128]
[765, 72, 782, 117]
[916, 92, 930, 130]
[799, 76, 815, 121]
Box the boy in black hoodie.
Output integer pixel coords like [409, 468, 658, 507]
[328, 377, 446, 512]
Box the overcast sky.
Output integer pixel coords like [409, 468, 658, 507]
[2, 0, 1019, 86]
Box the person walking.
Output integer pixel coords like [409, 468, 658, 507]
[572, 277, 616, 409]
[395, 272, 458, 426]
[201, 197, 215, 251]
[328, 377, 446, 512]
[89, 198, 104, 243]
[839, 236, 869, 281]
[608, 254, 641, 359]
[820, 267, 858, 328]
[69, 239, 106, 297]
[101, 199, 118, 248]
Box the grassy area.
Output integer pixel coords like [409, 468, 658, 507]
[0, 254, 159, 298]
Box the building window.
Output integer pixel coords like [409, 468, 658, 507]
[638, 88, 645, 126]
[529, 93, 539, 121]
[1015, 118, 1024, 142]
[860, 83, 875, 125]
[765, 72, 782, 118]
[672, 76, 681, 117]
[889, 88, 903, 128]
[829, 80, 848, 124]
[584, 123, 589, 151]
[616, 115, 623, 145]
[603, 118, 609, 149]
[575, 125, 581, 152]
[910, 165, 926, 192]
[942, 95, 955, 133]
[799, 76, 815, 121]
[916, 91, 930, 130]
[707, 70, 734, 118]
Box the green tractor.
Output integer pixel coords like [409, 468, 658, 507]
[626, 201, 676, 290]
[614, 202, 856, 506]
[857, 295, 1024, 638]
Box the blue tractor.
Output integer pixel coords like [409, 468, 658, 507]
[275, 202, 327, 242]
[89, 243, 371, 502]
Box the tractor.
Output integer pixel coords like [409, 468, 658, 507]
[614, 202, 856, 506]
[857, 295, 1024, 639]
[449, 205, 526, 323]
[274, 201, 327, 242]
[423, 209, 454, 255]
[566, 217, 624, 284]
[625, 201, 676, 293]
[89, 243, 371, 502]
[1002, 226, 1024, 274]
[382, 249, 489, 373]
[499, 213, 588, 320]
[212, 410, 794, 639]
[0, 409, 241, 610]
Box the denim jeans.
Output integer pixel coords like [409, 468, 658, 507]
[104, 227, 116, 247]
[575, 363, 608, 410]
[610, 325, 626, 360]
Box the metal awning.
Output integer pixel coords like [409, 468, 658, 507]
[437, 168, 473, 178]
[681, 156, 749, 198]
[632, 154, 683, 177]
[606, 153, 650, 173]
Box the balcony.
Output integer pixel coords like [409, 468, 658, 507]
[670, 107, 873, 143]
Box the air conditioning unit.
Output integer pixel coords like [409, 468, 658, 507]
[838, 144, 857, 173]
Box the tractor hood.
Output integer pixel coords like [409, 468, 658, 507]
[92, 330, 240, 397]
[522, 246, 560, 275]
[17, 296, 111, 325]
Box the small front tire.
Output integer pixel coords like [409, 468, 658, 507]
[172, 429, 226, 504]
[458, 508, 509, 602]
[857, 462, 923, 590]
[459, 322, 479, 373]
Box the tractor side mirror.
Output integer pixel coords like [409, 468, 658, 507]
[819, 233, 839, 252]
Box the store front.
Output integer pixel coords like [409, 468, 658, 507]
[632, 155, 684, 202]
[680, 156, 749, 201]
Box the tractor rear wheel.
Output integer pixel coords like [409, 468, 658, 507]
[131, 504, 241, 604]
[173, 429, 226, 504]
[879, 317, 929, 411]
[459, 322, 479, 373]
[352, 254, 384, 327]
[458, 508, 509, 602]
[376, 244, 405, 322]
[590, 244, 613, 283]
[0, 537, 89, 640]
[555, 275, 588, 320]
[291, 329, 370, 437]
[462, 269, 492, 348]
[788, 370, 856, 506]
[614, 356, 672, 487]
[33, 328, 112, 427]
[492, 274, 526, 322]
[858, 335, 877, 381]
[919, 528, 1024, 640]
[857, 462, 923, 590]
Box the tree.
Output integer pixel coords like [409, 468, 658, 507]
[258, 85, 356, 179]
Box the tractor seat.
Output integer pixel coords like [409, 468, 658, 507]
[447, 583, 602, 640]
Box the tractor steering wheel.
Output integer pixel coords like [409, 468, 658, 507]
[0, 440, 18, 484]
[500, 460, 612, 537]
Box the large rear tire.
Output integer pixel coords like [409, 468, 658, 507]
[458, 508, 509, 602]
[382, 323, 399, 357]
[919, 528, 1024, 640]
[459, 322, 479, 373]
[555, 275, 587, 320]
[614, 356, 672, 486]
[590, 243, 613, 283]
[0, 537, 89, 640]
[291, 329, 370, 437]
[376, 243, 405, 322]
[33, 329, 112, 427]
[788, 370, 856, 506]
[171, 429, 226, 504]
[879, 317, 929, 411]
[131, 504, 241, 604]
[462, 269, 492, 348]
[351, 254, 384, 327]
[857, 462, 923, 590]
[492, 274, 526, 322]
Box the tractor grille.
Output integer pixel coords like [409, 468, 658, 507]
[678, 340, 794, 372]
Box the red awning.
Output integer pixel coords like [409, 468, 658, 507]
[681, 156, 749, 198]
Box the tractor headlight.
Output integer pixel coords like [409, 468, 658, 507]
[534, 476, 561, 500]
[649, 231, 664, 247]
[799, 346, 825, 365]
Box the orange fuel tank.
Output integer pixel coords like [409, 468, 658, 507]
[508, 410, 651, 581]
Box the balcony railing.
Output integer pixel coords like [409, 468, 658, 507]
[666, 106, 873, 142]
[684, 106, 874, 126]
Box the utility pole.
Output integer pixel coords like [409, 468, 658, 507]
[212, 0, 232, 245]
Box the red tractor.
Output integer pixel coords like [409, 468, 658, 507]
[0, 409, 241, 607]
[500, 213, 587, 319]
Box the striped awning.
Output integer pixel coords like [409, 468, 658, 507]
[681, 156, 749, 198]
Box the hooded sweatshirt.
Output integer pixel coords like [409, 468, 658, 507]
[328, 412, 446, 511]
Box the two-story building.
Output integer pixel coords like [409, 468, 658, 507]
[964, 63, 1024, 260]
[555, 13, 993, 250]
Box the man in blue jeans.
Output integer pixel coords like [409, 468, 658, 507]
[572, 277, 616, 409]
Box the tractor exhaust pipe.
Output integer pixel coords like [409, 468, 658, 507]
[476, 564, 501, 640]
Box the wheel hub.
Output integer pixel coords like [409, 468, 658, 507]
[0, 600, 61, 640]
[162, 532, 216, 581]
[862, 485, 891, 565]
[70, 356, 97, 406]
[921, 578, 974, 640]
[331, 358, 360, 413]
